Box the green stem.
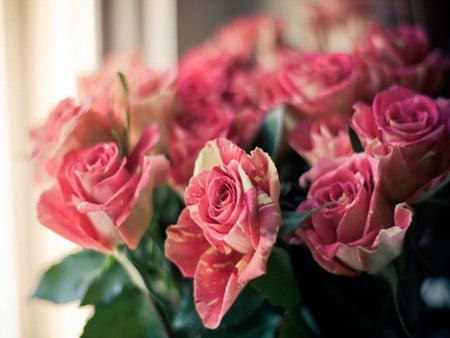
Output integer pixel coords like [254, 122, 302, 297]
[377, 263, 412, 338]
[114, 248, 175, 338]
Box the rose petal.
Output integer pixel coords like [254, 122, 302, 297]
[37, 187, 113, 252]
[194, 248, 246, 329]
[165, 209, 210, 277]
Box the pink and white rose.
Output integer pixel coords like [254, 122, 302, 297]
[37, 126, 169, 252]
[165, 138, 281, 329]
[295, 153, 414, 275]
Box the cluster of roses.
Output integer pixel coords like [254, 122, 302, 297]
[32, 0, 450, 331]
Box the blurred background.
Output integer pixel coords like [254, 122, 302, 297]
[0, 1, 448, 337]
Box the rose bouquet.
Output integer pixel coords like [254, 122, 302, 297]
[31, 1, 450, 337]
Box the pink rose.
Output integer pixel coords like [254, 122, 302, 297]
[295, 153, 414, 275]
[30, 97, 124, 179]
[165, 138, 281, 329]
[352, 85, 450, 202]
[356, 25, 448, 97]
[278, 52, 360, 117]
[289, 115, 353, 185]
[37, 126, 169, 252]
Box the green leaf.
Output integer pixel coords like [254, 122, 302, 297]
[81, 258, 130, 306]
[253, 106, 285, 159]
[219, 284, 265, 327]
[250, 247, 301, 310]
[347, 125, 364, 153]
[202, 309, 281, 338]
[33, 250, 108, 304]
[172, 282, 203, 330]
[173, 282, 266, 331]
[278, 308, 315, 338]
[81, 287, 165, 338]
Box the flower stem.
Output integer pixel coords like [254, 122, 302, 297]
[114, 248, 175, 338]
[377, 263, 412, 338]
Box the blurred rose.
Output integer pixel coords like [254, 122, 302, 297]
[289, 115, 353, 185]
[356, 25, 448, 98]
[279, 52, 360, 117]
[295, 153, 414, 275]
[352, 85, 450, 202]
[169, 43, 285, 191]
[305, 0, 377, 52]
[165, 138, 281, 328]
[168, 106, 234, 190]
[79, 53, 175, 152]
[30, 97, 124, 179]
[211, 14, 286, 66]
[37, 126, 169, 252]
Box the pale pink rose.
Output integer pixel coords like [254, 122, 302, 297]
[278, 52, 360, 117]
[295, 153, 414, 275]
[79, 53, 176, 151]
[355, 25, 448, 97]
[352, 85, 450, 202]
[165, 138, 281, 329]
[210, 14, 292, 70]
[289, 116, 352, 164]
[30, 97, 124, 179]
[305, 0, 377, 52]
[37, 126, 169, 252]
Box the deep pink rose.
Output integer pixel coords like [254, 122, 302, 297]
[165, 138, 281, 329]
[30, 97, 124, 179]
[295, 153, 414, 275]
[279, 52, 360, 117]
[289, 115, 353, 185]
[168, 106, 234, 190]
[169, 45, 283, 191]
[37, 126, 169, 252]
[352, 85, 450, 202]
[356, 25, 448, 97]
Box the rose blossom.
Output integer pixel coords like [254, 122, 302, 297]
[352, 85, 450, 202]
[305, 0, 376, 53]
[355, 25, 448, 98]
[79, 53, 176, 152]
[165, 138, 281, 329]
[295, 153, 414, 275]
[278, 52, 360, 117]
[30, 97, 124, 179]
[37, 126, 169, 252]
[289, 115, 353, 185]
[211, 14, 285, 65]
